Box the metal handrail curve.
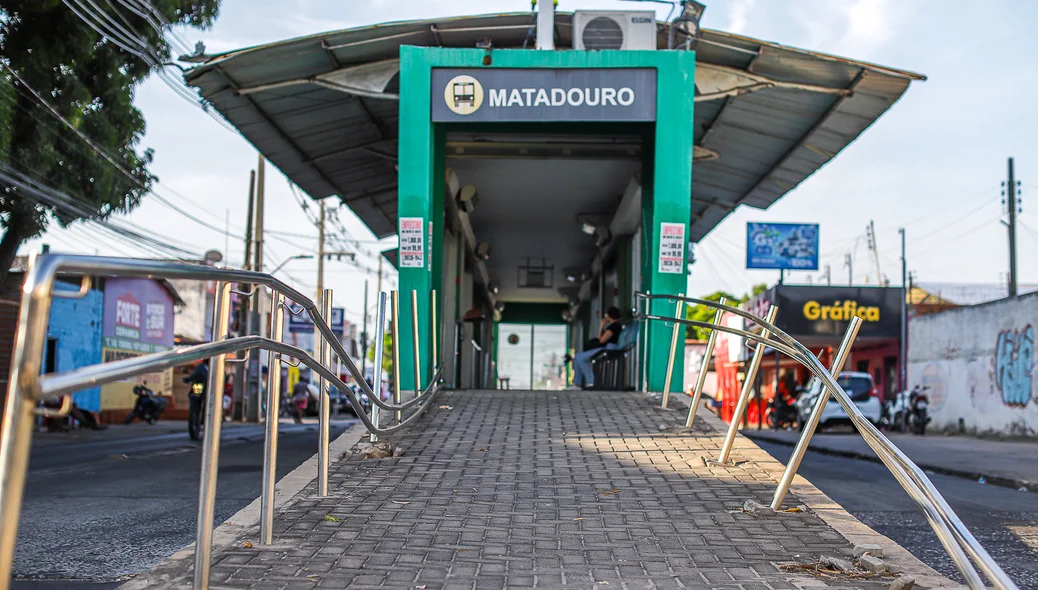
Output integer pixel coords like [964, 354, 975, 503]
[0, 253, 446, 590]
[31, 254, 422, 413]
[636, 295, 1016, 589]
[37, 335, 444, 436]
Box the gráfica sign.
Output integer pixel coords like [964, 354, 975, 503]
[747, 285, 900, 339]
[431, 68, 657, 122]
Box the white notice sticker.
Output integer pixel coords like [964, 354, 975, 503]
[659, 222, 685, 274]
[400, 217, 424, 268]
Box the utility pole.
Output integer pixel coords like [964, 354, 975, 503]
[376, 255, 383, 294]
[243, 170, 255, 270]
[361, 279, 369, 377]
[865, 220, 882, 286]
[317, 200, 325, 299]
[244, 156, 266, 422]
[899, 227, 907, 392]
[1003, 157, 1020, 297]
[824, 263, 831, 286]
[254, 156, 265, 273]
[843, 253, 853, 286]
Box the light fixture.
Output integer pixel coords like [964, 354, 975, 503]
[475, 241, 491, 260]
[494, 301, 505, 313]
[669, 1, 706, 49]
[580, 221, 596, 235]
[488, 281, 499, 295]
[594, 226, 611, 248]
[458, 184, 479, 213]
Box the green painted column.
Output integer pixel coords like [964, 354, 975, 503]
[643, 51, 695, 393]
[397, 46, 444, 392]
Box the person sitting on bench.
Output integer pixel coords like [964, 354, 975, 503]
[570, 307, 623, 390]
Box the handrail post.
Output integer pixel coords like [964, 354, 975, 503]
[411, 290, 422, 397]
[317, 288, 332, 497]
[193, 281, 232, 590]
[260, 292, 285, 545]
[771, 317, 861, 510]
[370, 292, 388, 443]
[661, 294, 685, 408]
[430, 289, 438, 371]
[686, 296, 728, 428]
[391, 291, 401, 422]
[0, 253, 50, 587]
[716, 305, 779, 464]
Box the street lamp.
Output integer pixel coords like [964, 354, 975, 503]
[270, 254, 314, 274]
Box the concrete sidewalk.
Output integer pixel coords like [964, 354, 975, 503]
[127, 391, 955, 590]
[745, 429, 1038, 492]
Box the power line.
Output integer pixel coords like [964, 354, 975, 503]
[2, 61, 245, 243]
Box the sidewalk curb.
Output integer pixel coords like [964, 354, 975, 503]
[689, 407, 963, 589]
[746, 430, 1038, 494]
[118, 422, 368, 590]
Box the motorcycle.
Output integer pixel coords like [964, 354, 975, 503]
[905, 385, 931, 435]
[187, 380, 206, 441]
[883, 385, 930, 435]
[766, 393, 799, 430]
[124, 382, 167, 425]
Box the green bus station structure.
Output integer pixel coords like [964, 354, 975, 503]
[184, 9, 924, 394]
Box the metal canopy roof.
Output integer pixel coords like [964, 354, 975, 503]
[184, 12, 923, 242]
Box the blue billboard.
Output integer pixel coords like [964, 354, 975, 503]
[746, 222, 819, 271]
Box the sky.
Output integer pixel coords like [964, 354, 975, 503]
[19, 0, 1038, 321]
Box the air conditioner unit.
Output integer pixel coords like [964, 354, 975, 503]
[573, 11, 657, 51]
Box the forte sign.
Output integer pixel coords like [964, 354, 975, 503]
[431, 68, 657, 122]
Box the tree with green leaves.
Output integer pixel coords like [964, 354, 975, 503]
[684, 283, 771, 339]
[0, 0, 220, 290]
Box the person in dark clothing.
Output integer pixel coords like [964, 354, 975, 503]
[570, 306, 624, 389]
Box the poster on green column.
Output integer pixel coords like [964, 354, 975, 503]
[658, 222, 685, 274]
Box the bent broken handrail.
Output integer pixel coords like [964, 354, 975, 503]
[635, 292, 1016, 590]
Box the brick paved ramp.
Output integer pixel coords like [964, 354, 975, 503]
[127, 391, 956, 589]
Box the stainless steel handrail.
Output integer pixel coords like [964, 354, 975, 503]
[635, 292, 1016, 590]
[37, 254, 420, 413]
[37, 335, 443, 436]
[0, 253, 445, 590]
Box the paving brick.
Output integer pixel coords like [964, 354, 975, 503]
[178, 390, 897, 589]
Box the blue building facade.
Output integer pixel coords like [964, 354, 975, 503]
[44, 281, 104, 412]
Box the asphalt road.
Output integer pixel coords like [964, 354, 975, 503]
[754, 438, 1038, 589]
[12, 419, 355, 589]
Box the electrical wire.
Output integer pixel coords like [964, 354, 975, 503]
[2, 61, 245, 244]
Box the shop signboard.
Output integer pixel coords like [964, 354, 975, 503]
[101, 278, 176, 409]
[746, 222, 819, 271]
[287, 307, 346, 334]
[746, 285, 901, 340]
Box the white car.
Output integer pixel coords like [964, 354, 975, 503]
[794, 371, 882, 431]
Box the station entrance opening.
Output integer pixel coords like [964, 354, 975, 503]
[396, 47, 695, 393]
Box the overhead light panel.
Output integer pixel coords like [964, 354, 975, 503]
[458, 184, 479, 213]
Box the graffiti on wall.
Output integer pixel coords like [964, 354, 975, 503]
[994, 325, 1034, 407]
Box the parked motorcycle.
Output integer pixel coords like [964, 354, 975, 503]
[882, 385, 930, 435]
[124, 382, 167, 425]
[905, 385, 931, 435]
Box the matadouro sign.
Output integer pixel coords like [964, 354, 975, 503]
[746, 285, 901, 340]
[431, 68, 657, 122]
